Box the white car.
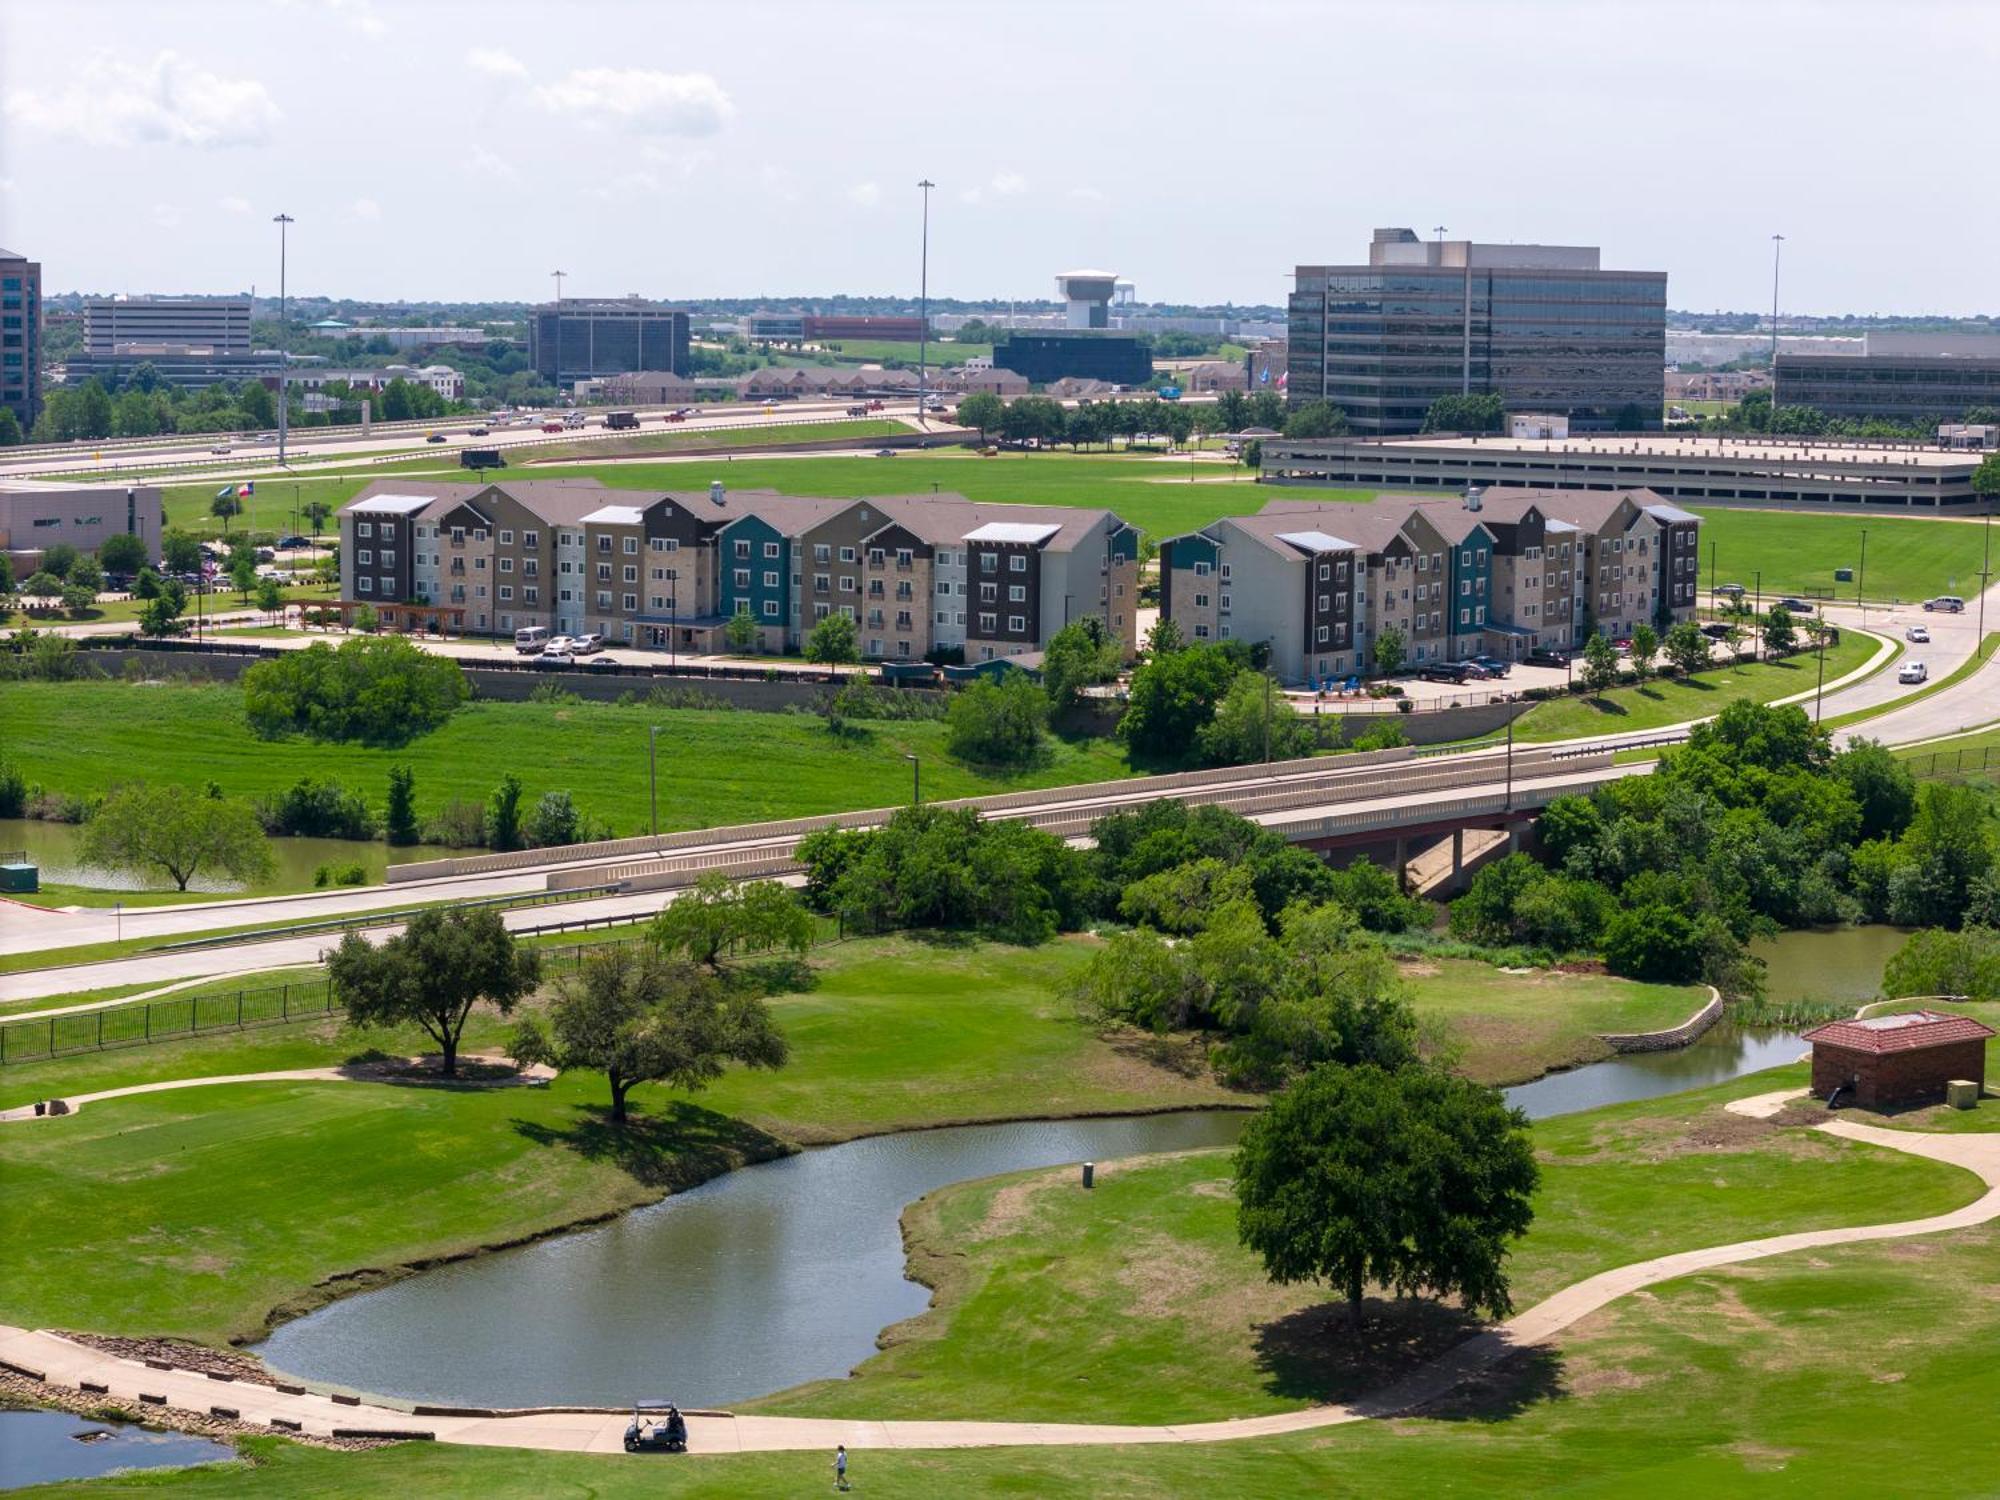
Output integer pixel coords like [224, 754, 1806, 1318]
[540, 646, 576, 666]
[572, 632, 605, 655]
[543, 634, 577, 654]
[1906, 624, 1931, 643]
[1899, 660, 1929, 685]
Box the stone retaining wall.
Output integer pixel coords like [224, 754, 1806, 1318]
[1599, 988, 1725, 1053]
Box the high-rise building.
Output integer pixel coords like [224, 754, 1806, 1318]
[1774, 333, 2000, 425]
[0, 248, 42, 433]
[527, 298, 690, 387]
[1287, 228, 1667, 434]
[84, 296, 252, 355]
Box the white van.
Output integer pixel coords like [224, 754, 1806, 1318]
[514, 626, 550, 654]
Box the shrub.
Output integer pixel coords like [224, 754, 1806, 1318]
[242, 637, 469, 745]
[945, 674, 1049, 767]
[313, 862, 368, 888]
[0, 762, 24, 818]
[421, 799, 487, 849]
[257, 776, 375, 839]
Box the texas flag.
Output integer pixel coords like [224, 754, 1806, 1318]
[237, 482, 255, 498]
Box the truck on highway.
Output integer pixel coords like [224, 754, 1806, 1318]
[604, 411, 640, 430]
[847, 404, 870, 417]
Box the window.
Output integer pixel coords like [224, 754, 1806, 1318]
[597, 563, 611, 582]
[499, 557, 514, 573]
[1194, 592, 1210, 608]
[624, 537, 638, 555]
[1194, 624, 1210, 639]
[839, 546, 856, 563]
[1194, 561, 1212, 577]
[500, 586, 514, 601]
[936, 581, 950, 596]
[474, 529, 488, 543]
[814, 544, 831, 562]
[980, 553, 998, 573]
[763, 542, 780, 559]
[735, 540, 750, 559]
[357, 576, 373, 593]
[840, 575, 856, 592]
[816, 573, 831, 592]
[979, 611, 997, 633]
[1318, 563, 1330, 581]
[762, 571, 778, 588]
[623, 565, 638, 583]
[524, 587, 539, 604]
[733, 568, 750, 587]
[452, 527, 466, 544]
[596, 590, 612, 608]
[623, 593, 638, 611]
[500, 530, 514, 545]
[1010, 555, 1026, 573]
[1460, 580, 1470, 596]
[358, 549, 373, 565]
[868, 548, 885, 566]
[1317, 625, 1329, 643]
[1459, 607, 1469, 625]
[524, 531, 539, 549]
[1007, 614, 1025, 632]
[896, 548, 912, 566]
[1008, 585, 1025, 602]
[357, 521, 373, 538]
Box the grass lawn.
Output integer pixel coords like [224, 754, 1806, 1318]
[746, 1067, 1977, 1424]
[477, 416, 905, 467]
[1692, 506, 1994, 605]
[0, 938, 1247, 1344]
[1513, 632, 1877, 741]
[160, 474, 374, 537]
[0, 580, 337, 631]
[1402, 959, 1706, 1085]
[1898, 721, 2000, 781]
[0, 680, 1137, 840]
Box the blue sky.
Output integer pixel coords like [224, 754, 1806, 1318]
[1, 0, 1994, 314]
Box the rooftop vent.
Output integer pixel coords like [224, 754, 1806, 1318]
[1463, 485, 1485, 513]
[710, 480, 725, 507]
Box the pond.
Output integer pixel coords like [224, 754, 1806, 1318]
[0, 1409, 235, 1489]
[253, 1019, 1811, 1411]
[1751, 925, 1910, 1007]
[0, 818, 472, 898]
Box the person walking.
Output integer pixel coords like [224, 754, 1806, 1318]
[833, 1443, 850, 1491]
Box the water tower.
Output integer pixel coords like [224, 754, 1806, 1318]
[1056, 270, 1118, 330]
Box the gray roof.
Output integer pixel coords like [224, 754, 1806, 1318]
[964, 521, 1062, 545]
[349, 493, 436, 515]
[1273, 529, 1355, 554]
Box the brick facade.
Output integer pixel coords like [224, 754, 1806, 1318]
[1810, 1037, 1988, 1110]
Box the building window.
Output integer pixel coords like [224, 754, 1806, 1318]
[735, 540, 750, 559]
[499, 557, 513, 573]
[525, 587, 538, 604]
[524, 531, 539, 549]
[357, 576, 373, 593]
[840, 546, 856, 563]
[1009, 555, 1026, 573]
[500, 530, 514, 545]
[978, 611, 996, 632]
[734, 568, 750, 587]
[1008, 585, 1025, 602]
[596, 590, 612, 608]
[763, 571, 778, 588]
[763, 542, 779, 559]
[623, 593, 638, 610]
[815, 544, 831, 562]
[500, 586, 514, 601]
[840, 575, 856, 591]
[1007, 614, 1025, 632]
[1194, 593, 1209, 608]
[1194, 561, 1211, 577]
[623, 537, 637, 555]
[1194, 623, 1210, 639]
[358, 549, 373, 565]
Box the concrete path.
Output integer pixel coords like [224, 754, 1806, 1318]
[3, 1089, 1996, 1455]
[0, 1056, 555, 1122]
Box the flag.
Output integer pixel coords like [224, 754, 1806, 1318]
[237, 482, 255, 498]
[215, 485, 233, 501]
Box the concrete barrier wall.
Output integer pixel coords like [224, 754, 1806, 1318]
[1600, 989, 1725, 1052]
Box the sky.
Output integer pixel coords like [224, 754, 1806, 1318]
[1, 0, 1995, 315]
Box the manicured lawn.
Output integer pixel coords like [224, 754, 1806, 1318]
[1692, 506, 1994, 605]
[1403, 959, 1706, 1085]
[747, 1067, 1976, 1424]
[0, 938, 1246, 1344]
[160, 474, 376, 537]
[1513, 632, 1878, 742]
[0, 680, 1136, 839]
[480, 416, 905, 466]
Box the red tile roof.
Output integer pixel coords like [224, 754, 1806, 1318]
[1804, 1010, 1996, 1055]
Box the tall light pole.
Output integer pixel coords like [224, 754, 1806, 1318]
[1857, 528, 1868, 626]
[916, 180, 934, 424]
[904, 752, 920, 807]
[273, 214, 294, 465]
[1980, 510, 1993, 651]
[648, 724, 661, 840]
[550, 270, 567, 401]
[1768, 234, 1785, 369]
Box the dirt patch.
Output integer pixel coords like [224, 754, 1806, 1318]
[971, 1174, 1058, 1242]
[1729, 1442, 1800, 1471]
[1396, 960, 1442, 978]
[1092, 1028, 1217, 1085]
[1553, 1106, 1819, 1166]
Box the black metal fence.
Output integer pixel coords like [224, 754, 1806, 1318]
[1903, 744, 2000, 783]
[0, 913, 847, 1068]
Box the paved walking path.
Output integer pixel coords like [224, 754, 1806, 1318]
[2, 1088, 1996, 1455]
[0, 1056, 554, 1122]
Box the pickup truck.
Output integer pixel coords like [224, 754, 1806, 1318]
[847, 404, 870, 417]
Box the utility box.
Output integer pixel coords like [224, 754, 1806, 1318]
[1835, 567, 1854, 582]
[0, 862, 38, 894]
[1947, 1078, 1981, 1110]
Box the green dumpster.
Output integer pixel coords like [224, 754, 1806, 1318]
[0, 863, 39, 895]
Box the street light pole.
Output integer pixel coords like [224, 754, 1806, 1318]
[916, 180, 934, 424]
[1753, 568, 1763, 661]
[1981, 511, 1993, 651]
[1857, 528, 1868, 626]
[648, 724, 660, 839]
[1814, 624, 1828, 723]
[1769, 234, 1785, 369]
[1504, 713, 1514, 810]
[273, 214, 294, 465]
[904, 752, 920, 807]
[550, 270, 567, 400]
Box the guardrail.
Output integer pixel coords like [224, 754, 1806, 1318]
[146, 883, 618, 954]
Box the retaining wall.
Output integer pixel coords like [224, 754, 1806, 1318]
[1599, 989, 1725, 1052]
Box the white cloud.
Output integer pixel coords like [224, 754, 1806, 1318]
[350, 197, 381, 220]
[588, 170, 662, 201]
[220, 194, 253, 215]
[847, 181, 882, 207]
[991, 170, 1028, 197]
[466, 47, 529, 79]
[321, 0, 387, 38]
[533, 69, 734, 136]
[5, 51, 280, 149]
[1067, 186, 1105, 203]
[152, 203, 184, 229]
[469, 147, 517, 182]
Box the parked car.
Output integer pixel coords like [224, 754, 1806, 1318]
[1777, 597, 1814, 614]
[572, 632, 605, 655]
[1700, 622, 1733, 640]
[1419, 661, 1478, 684]
[540, 646, 576, 666]
[1899, 660, 1929, 684]
[1468, 655, 1512, 678]
[544, 635, 576, 654]
[1527, 647, 1573, 667]
[1612, 637, 1633, 653]
[1715, 583, 1746, 599]
[276, 534, 310, 549]
[514, 626, 550, 654]
[1924, 595, 1966, 613]
[1906, 624, 1931, 643]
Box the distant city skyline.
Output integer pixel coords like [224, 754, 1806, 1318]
[3, 1, 1995, 316]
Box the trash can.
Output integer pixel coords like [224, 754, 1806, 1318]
[0, 862, 37, 895]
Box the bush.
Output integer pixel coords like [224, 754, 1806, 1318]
[421, 799, 488, 849]
[0, 762, 24, 818]
[256, 776, 375, 839]
[1600, 903, 1703, 983]
[1324, 858, 1430, 933]
[313, 862, 368, 888]
[242, 637, 469, 745]
[1196, 670, 1313, 767]
[945, 673, 1049, 767]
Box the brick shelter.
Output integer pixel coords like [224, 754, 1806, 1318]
[1804, 1011, 1995, 1111]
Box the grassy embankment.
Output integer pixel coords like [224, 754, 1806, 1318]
[1691, 506, 1993, 605]
[1513, 631, 1879, 742]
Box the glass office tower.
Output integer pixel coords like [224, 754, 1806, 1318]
[1288, 229, 1666, 434]
[529, 299, 690, 388]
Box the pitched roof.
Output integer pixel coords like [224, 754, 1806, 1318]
[1804, 1010, 1996, 1055]
[348, 493, 436, 515]
[964, 520, 1062, 545]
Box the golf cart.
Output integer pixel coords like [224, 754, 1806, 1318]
[624, 1400, 688, 1453]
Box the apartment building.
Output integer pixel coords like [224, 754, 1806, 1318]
[1158, 487, 1699, 685]
[337, 478, 1141, 662]
[0, 248, 41, 432]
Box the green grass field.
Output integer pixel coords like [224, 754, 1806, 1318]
[1692, 506, 1994, 604]
[0, 680, 1134, 843]
[1513, 633, 1878, 741]
[748, 1068, 1976, 1424]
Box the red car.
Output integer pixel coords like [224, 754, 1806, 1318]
[542, 421, 565, 433]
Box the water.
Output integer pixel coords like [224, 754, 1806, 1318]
[1751, 925, 1909, 1007]
[253, 1014, 1811, 1411]
[0, 818, 472, 897]
[0, 1409, 234, 1489]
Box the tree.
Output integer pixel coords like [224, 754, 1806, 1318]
[1371, 625, 1407, 678]
[1831, 738, 1917, 844]
[1421, 393, 1505, 434]
[73, 379, 114, 440]
[957, 391, 1003, 439]
[229, 552, 258, 600]
[1144, 616, 1185, 657]
[1662, 620, 1709, 678]
[242, 637, 470, 744]
[236, 379, 276, 429]
[0, 408, 20, 446]
[161, 530, 205, 577]
[725, 607, 760, 653]
[486, 772, 525, 852]
[256, 576, 284, 617]
[1627, 622, 1659, 680]
[67, 555, 103, 594]
[804, 611, 860, 665]
[385, 765, 420, 846]
[1234, 1063, 1538, 1327]
[1887, 782, 1995, 928]
[1196, 670, 1314, 767]
[1323, 858, 1430, 933]
[98, 532, 148, 576]
[523, 789, 587, 848]
[79, 783, 276, 892]
[139, 593, 186, 637]
[945, 672, 1049, 766]
[380, 377, 416, 422]
[1281, 400, 1348, 440]
[304, 499, 333, 536]
[1119, 642, 1244, 764]
[1041, 616, 1122, 713]
[1214, 390, 1249, 432]
[1882, 927, 2000, 1002]
[1761, 604, 1797, 657]
[510, 945, 787, 1123]
[211, 493, 243, 534]
[40, 543, 78, 581]
[652, 873, 815, 969]
[328, 907, 539, 1076]
[1601, 903, 1704, 982]
[18, 570, 63, 604]
[1581, 631, 1620, 695]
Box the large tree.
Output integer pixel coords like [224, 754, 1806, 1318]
[957, 391, 1003, 439]
[804, 611, 860, 666]
[79, 784, 276, 892]
[1233, 1063, 1538, 1327]
[511, 945, 787, 1123]
[651, 874, 814, 969]
[328, 907, 540, 1076]
[1119, 641, 1248, 765]
[1041, 616, 1122, 713]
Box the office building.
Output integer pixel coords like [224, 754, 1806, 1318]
[1056, 270, 1119, 329]
[84, 296, 252, 355]
[1774, 332, 2000, 425]
[337, 479, 1140, 663]
[1287, 228, 1667, 435]
[1263, 432, 1995, 512]
[0, 248, 42, 432]
[528, 299, 690, 388]
[57, 349, 283, 391]
[993, 332, 1152, 387]
[1, 482, 163, 573]
[1159, 488, 1699, 685]
[746, 312, 928, 343]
